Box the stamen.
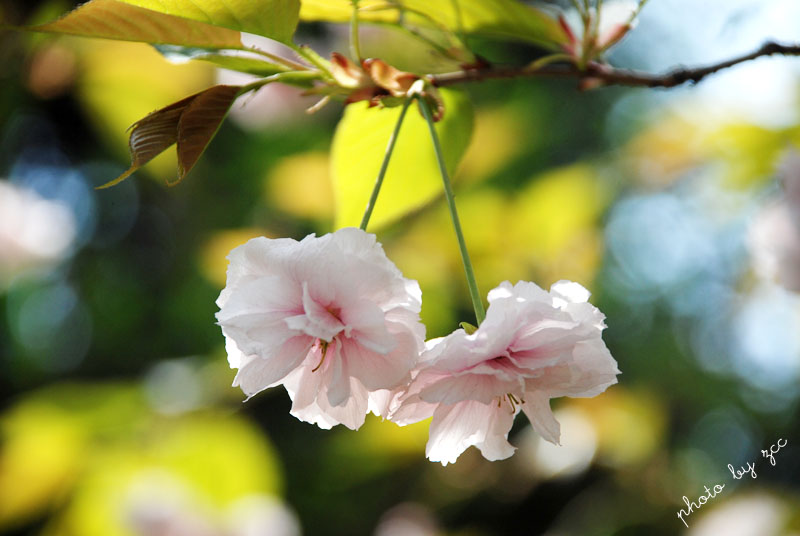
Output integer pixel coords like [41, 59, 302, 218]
[506, 393, 521, 414]
[312, 340, 329, 372]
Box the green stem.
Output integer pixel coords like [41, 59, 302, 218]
[417, 96, 486, 325]
[359, 98, 413, 231]
[248, 47, 310, 71]
[350, 0, 362, 61]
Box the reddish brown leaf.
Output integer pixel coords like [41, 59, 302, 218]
[363, 59, 417, 96]
[97, 85, 241, 189]
[176, 85, 241, 184]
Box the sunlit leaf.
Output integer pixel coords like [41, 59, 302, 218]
[41, 414, 284, 536]
[331, 88, 473, 229]
[31, 0, 243, 49]
[509, 164, 608, 284]
[0, 408, 85, 527]
[459, 107, 524, 183]
[76, 40, 215, 182]
[0, 384, 145, 528]
[322, 417, 430, 484]
[704, 123, 800, 188]
[570, 388, 666, 467]
[99, 84, 242, 188]
[301, 0, 568, 49]
[266, 152, 333, 221]
[120, 0, 300, 43]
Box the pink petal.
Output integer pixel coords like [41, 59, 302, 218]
[530, 338, 620, 398]
[339, 329, 414, 392]
[217, 237, 302, 306]
[418, 372, 516, 406]
[233, 336, 314, 398]
[550, 280, 591, 304]
[342, 298, 395, 353]
[284, 365, 369, 430]
[520, 391, 560, 445]
[426, 400, 516, 465]
[326, 345, 352, 407]
[284, 282, 343, 341]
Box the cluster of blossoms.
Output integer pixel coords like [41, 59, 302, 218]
[217, 227, 619, 465]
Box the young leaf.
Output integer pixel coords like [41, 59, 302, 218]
[119, 0, 301, 44]
[331, 89, 474, 229]
[31, 0, 243, 49]
[176, 85, 241, 182]
[99, 85, 242, 189]
[300, 0, 568, 49]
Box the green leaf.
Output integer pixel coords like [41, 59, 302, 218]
[459, 321, 478, 334]
[154, 45, 290, 76]
[99, 85, 242, 188]
[332, 89, 474, 229]
[300, 0, 568, 49]
[120, 0, 300, 43]
[30, 0, 244, 49]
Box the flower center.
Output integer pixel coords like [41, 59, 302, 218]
[325, 305, 343, 323]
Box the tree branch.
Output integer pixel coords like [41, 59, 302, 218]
[430, 41, 800, 89]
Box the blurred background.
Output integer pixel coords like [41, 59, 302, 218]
[1, 0, 800, 534]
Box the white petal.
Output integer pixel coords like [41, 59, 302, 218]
[284, 366, 369, 430]
[486, 280, 515, 302]
[217, 275, 301, 322]
[418, 372, 513, 406]
[342, 298, 395, 353]
[550, 280, 591, 305]
[521, 391, 561, 445]
[283, 282, 343, 341]
[224, 336, 245, 369]
[233, 336, 314, 397]
[426, 400, 516, 465]
[217, 237, 293, 306]
[326, 345, 352, 407]
[340, 330, 414, 392]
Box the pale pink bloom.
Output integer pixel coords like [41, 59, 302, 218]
[748, 201, 800, 292]
[390, 280, 619, 465]
[216, 228, 425, 430]
[749, 150, 800, 292]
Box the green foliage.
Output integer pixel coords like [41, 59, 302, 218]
[332, 89, 474, 229]
[31, 0, 245, 49]
[119, 0, 300, 43]
[300, 0, 569, 49]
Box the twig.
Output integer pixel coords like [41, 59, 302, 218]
[430, 41, 800, 89]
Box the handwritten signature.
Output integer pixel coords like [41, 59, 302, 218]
[677, 438, 787, 528]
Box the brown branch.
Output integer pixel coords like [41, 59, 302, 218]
[430, 41, 800, 89]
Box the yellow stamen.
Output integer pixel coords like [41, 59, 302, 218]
[312, 340, 329, 372]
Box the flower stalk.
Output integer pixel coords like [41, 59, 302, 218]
[417, 95, 486, 325]
[350, 0, 362, 62]
[359, 97, 413, 230]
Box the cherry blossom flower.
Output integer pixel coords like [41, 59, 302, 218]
[216, 227, 425, 430]
[390, 280, 620, 465]
[749, 150, 800, 292]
